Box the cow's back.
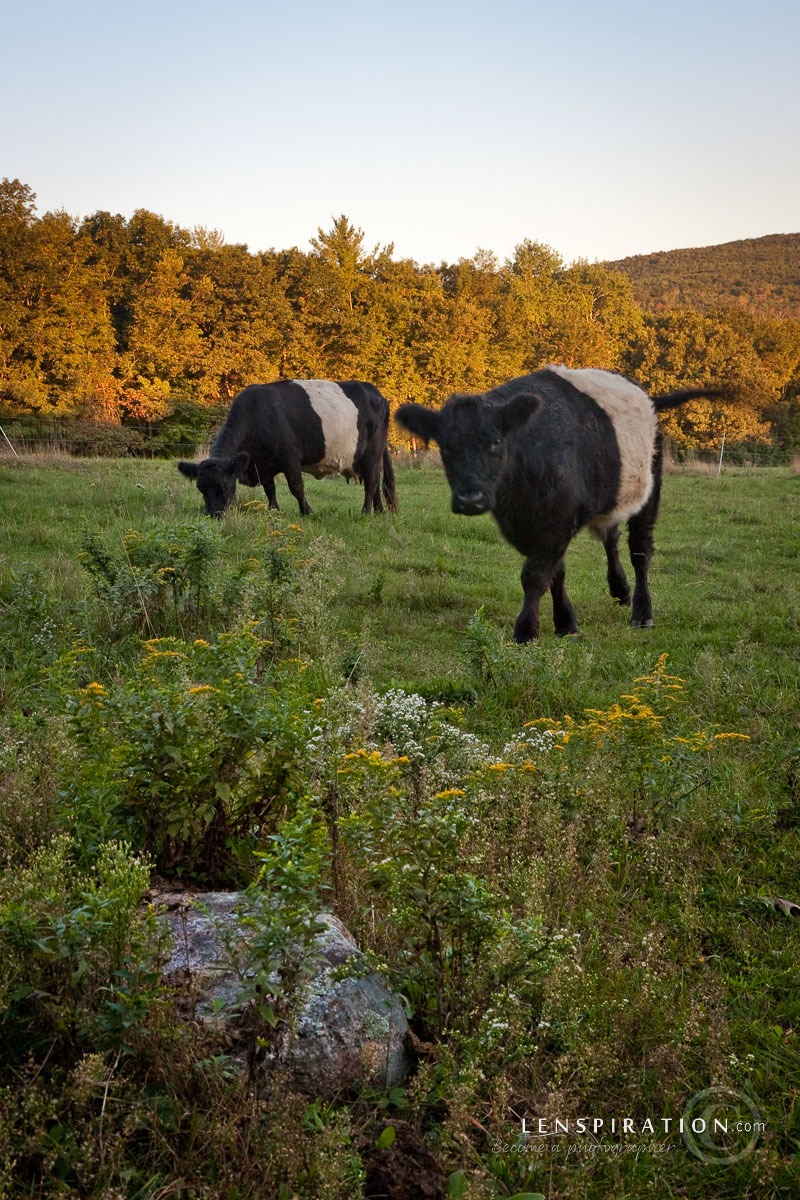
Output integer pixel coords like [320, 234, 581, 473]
[548, 367, 658, 529]
[299, 380, 360, 475]
[210, 384, 295, 457]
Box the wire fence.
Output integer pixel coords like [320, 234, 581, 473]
[0, 416, 221, 459]
[0, 417, 793, 468]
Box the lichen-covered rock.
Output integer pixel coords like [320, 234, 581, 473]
[157, 890, 413, 1097]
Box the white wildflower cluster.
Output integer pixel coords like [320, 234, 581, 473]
[31, 616, 59, 658]
[303, 690, 367, 773]
[372, 688, 491, 787]
[432, 722, 490, 775]
[551, 927, 581, 949]
[0, 726, 34, 774]
[535, 926, 582, 973]
[727, 1052, 757, 1081]
[476, 1008, 518, 1052]
[502, 725, 564, 761]
[637, 928, 663, 969]
[373, 689, 430, 763]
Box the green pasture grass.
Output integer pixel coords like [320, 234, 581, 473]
[1, 453, 797, 732]
[0, 454, 195, 598]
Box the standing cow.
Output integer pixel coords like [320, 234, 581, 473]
[396, 366, 724, 640]
[178, 379, 397, 517]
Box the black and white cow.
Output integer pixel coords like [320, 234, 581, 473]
[178, 379, 397, 517]
[396, 367, 724, 640]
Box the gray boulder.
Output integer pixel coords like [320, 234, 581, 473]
[157, 890, 413, 1097]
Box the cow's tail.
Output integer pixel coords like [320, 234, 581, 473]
[381, 446, 398, 512]
[652, 387, 730, 413]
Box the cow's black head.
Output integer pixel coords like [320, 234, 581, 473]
[177, 451, 250, 517]
[396, 392, 541, 514]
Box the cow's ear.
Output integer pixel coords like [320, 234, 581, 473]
[232, 450, 251, 478]
[216, 452, 249, 478]
[496, 392, 542, 435]
[395, 403, 442, 446]
[177, 460, 199, 480]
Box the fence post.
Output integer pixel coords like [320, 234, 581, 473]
[0, 425, 20, 457]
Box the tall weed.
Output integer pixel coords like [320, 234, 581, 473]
[61, 628, 319, 879]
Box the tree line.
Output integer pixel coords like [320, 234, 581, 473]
[2, 178, 799, 457]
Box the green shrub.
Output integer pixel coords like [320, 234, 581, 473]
[79, 520, 225, 642]
[61, 628, 320, 879]
[78, 517, 336, 659]
[147, 398, 221, 457]
[336, 743, 560, 1041]
[0, 568, 79, 705]
[0, 837, 159, 1060]
[212, 798, 331, 1066]
[67, 421, 148, 457]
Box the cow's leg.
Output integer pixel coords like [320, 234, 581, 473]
[360, 476, 374, 515]
[360, 455, 382, 515]
[262, 476, 279, 510]
[514, 555, 557, 642]
[627, 513, 655, 627]
[549, 558, 579, 636]
[602, 525, 631, 605]
[627, 444, 663, 628]
[283, 464, 312, 516]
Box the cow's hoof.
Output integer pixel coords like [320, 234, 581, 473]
[630, 617, 654, 629]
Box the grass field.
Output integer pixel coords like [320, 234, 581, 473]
[0, 453, 798, 1198]
[2, 454, 797, 729]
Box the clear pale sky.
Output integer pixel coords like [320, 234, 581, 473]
[3, 0, 798, 265]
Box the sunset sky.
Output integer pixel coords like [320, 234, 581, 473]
[3, 0, 798, 264]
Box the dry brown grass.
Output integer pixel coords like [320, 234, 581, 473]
[662, 451, 721, 475]
[0, 448, 89, 469]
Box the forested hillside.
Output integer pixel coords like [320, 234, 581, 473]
[606, 233, 800, 318]
[2, 179, 800, 458]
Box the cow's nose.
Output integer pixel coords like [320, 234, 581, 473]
[452, 489, 488, 515]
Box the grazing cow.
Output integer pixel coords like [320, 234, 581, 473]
[178, 379, 397, 517]
[396, 367, 724, 640]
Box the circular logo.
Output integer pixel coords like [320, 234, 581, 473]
[681, 1086, 762, 1165]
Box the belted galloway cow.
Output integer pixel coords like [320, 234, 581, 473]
[396, 366, 724, 640]
[178, 379, 397, 517]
